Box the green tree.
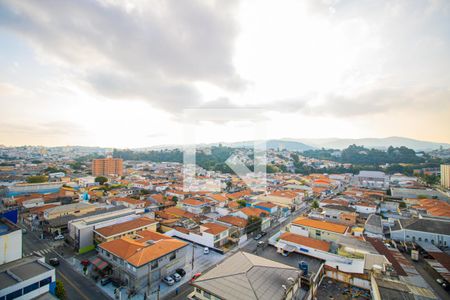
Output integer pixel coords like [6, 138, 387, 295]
[237, 199, 247, 208]
[399, 201, 406, 209]
[55, 280, 66, 300]
[94, 176, 108, 185]
[311, 200, 319, 209]
[26, 175, 48, 183]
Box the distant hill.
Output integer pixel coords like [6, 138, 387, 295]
[225, 139, 315, 152]
[294, 137, 450, 151]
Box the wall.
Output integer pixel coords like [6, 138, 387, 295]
[0, 229, 22, 264]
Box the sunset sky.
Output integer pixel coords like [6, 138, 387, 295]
[0, 0, 449, 148]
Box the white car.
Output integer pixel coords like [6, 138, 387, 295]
[203, 247, 210, 255]
[172, 273, 182, 282]
[163, 276, 175, 286]
[54, 234, 64, 241]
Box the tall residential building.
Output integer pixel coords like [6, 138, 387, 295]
[92, 157, 123, 176]
[441, 164, 450, 189]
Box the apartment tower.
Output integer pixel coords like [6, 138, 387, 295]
[441, 164, 450, 189]
[92, 157, 123, 176]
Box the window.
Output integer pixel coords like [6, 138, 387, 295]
[24, 282, 39, 294]
[151, 260, 158, 270]
[6, 290, 22, 300]
[169, 252, 176, 261]
[418, 237, 422, 241]
[39, 277, 52, 287]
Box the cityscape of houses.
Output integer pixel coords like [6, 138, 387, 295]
[0, 145, 449, 300]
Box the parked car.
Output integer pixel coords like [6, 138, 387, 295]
[261, 232, 267, 237]
[163, 276, 175, 286]
[281, 251, 290, 257]
[257, 241, 265, 246]
[254, 234, 262, 240]
[80, 259, 90, 266]
[22, 229, 27, 234]
[176, 268, 186, 277]
[172, 273, 182, 282]
[190, 272, 202, 283]
[111, 278, 121, 287]
[100, 277, 112, 286]
[203, 247, 209, 255]
[48, 258, 60, 266]
[54, 234, 64, 241]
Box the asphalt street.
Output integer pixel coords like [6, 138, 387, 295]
[21, 224, 110, 300]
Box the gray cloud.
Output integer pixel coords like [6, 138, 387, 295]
[0, 0, 243, 113]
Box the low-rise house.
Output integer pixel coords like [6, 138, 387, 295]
[172, 222, 229, 249]
[321, 205, 357, 225]
[251, 201, 279, 215]
[110, 197, 147, 209]
[177, 198, 212, 214]
[351, 202, 377, 214]
[233, 207, 271, 232]
[97, 230, 188, 295]
[94, 217, 158, 244]
[189, 251, 302, 300]
[289, 217, 348, 242]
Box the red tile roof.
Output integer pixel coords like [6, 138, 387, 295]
[280, 232, 330, 252]
[95, 217, 157, 238]
[292, 217, 348, 234]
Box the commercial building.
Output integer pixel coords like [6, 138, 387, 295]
[0, 255, 56, 300]
[92, 157, 123, 177]
[441, 164, 450, 189]
[68, 207, 145, 253]
[353, 171, 389, 189]
[43, 202, 97, 220]
[189, 251, 302, 300]
[0, 218, 22, 264]
[97, 230, 188, 296]
[390, 218, 450, 247]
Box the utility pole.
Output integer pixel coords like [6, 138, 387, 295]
[191, 243, 195, 270]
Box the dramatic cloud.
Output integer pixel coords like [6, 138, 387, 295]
[0, 0, 243, 113]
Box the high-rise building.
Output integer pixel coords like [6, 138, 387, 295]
[441, 164, 450, 189]
[92, 157, 123, 176]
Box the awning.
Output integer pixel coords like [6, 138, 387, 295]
[90, 257, 109, 270]
[281, 244, 297, 253]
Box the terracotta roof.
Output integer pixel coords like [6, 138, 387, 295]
[279, 232, 330, 252]
[226, 189, 251, 200]
[28, 204, 59, 214]
[269, 191, 298, 199]
[217, 216, 247, 228]
[254, 202, 277, 209]
[202, 222, 229, 235]
[240, 207, 268, 218]
[163, 207, 196, 219]
[292, 217, 348, 234]
[207, 193, 228, 202]
[182, 198, 205, 206]
[99, 230, 187, 267]
[95, 217, 157, 238]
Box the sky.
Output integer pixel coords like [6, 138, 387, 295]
[0, 0, 449, 148]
